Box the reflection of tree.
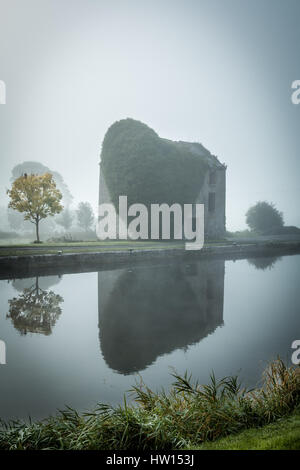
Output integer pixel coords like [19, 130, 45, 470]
[247, 256, 281, 271]
[7, 277, 63, 335]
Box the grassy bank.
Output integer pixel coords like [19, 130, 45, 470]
[0, 240, 184, 257]
[191, 406, 300, 450]
[0, 359, 299, 450]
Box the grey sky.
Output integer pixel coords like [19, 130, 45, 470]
[0, 0, 299, 230]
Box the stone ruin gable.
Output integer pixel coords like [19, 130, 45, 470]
[172, 140, 227, 239]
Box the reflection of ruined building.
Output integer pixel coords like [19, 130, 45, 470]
[98, 259, 225, 374]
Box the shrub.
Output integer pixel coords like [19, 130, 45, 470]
[246, 201, 284, 234]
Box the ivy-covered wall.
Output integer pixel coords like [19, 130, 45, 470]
[100, 119, 209, 210]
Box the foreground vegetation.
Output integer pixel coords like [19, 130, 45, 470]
[192, 406, 300, 450]
[0, 359, 299, 450]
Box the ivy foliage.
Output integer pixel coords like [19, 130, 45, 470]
[100, 119, 209, 211]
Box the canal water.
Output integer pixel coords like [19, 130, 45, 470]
[0, 254, 299, 421]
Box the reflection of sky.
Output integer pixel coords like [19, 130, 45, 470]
[0, 0, 300, 230]
[0, 254, 299, 421]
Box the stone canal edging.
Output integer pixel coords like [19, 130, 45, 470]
[0, 241, 300, 279]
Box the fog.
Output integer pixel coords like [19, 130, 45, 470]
[0, 0, 299, 231]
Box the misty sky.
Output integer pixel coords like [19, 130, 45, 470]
[0, 0, 299, 230]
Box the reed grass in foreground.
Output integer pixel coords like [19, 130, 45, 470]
[0, 359, 299, 450]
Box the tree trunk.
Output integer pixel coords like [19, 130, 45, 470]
[35, 219, 40, 243]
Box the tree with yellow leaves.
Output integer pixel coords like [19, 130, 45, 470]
[7, 173, 63, 243]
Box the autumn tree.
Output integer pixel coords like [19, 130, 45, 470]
[7, 173, 63, 242]
[7, 207, 24, 231]
[11, 161, 73, 207]
[76, 202, 94, 231]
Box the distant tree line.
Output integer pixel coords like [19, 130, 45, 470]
[245, 201, 299, 235]
[246, 201, 284, 234]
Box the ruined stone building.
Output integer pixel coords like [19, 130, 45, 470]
[99, 119, 226, 240]
[176, 141, 226, 240]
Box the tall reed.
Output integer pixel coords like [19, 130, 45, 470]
[0, 358, 299, 450]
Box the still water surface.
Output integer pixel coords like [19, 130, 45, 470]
[0, 254, 299, 421]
